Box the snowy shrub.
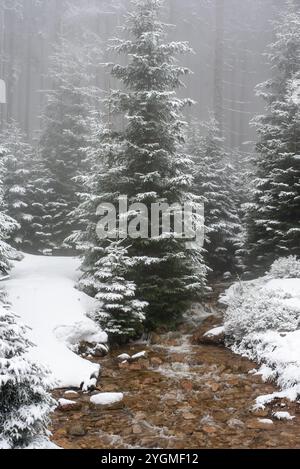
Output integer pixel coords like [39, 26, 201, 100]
[268, 256, 300, 279]
[224, 283, 300, 344]
[0, 301, 55, 448]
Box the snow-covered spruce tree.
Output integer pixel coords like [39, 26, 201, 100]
[0, 146, 19, 273]
[38, 29, 102, 250]
[0, 121, 36, 249]
[245, 1, 300, 273]
[90, 241, 147, 343]
[188, 118, 242, 278]
[75, 0, 208, 336]
[0, 300, 55, 448]
[68, 126, 149, 342]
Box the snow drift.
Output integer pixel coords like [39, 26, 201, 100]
[221, 257, 300, 406]
[2, 254, 107, 390]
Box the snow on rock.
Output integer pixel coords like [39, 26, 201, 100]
[58, 398, 77, 408]
[223, 258, 300, 406]
[117, 353, 131, 362]
[64, 390, 79, 397]
[2, 254, 107, 390]
[131, 351, 147, 361]
[258, 418, 273, 426]
[204, 326, 225, 337]
[90, 393, 124, 406]
[273, 411, 295, 421]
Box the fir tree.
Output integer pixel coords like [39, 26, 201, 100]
[38, 28, 102, 250]
[0, 299, 55, 448]
[89, 241, 147, 343]
[0, 145, 19, 274]
[74, 0, 207, 337]
[246, 1, 300, 273]
[189, 118, 241, 278]
[0, 121, 35, 249]
[68, 127, 149, 342]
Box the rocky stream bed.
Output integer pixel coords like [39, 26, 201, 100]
[50, 302, 300, 449]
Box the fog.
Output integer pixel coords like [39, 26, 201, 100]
[0, 0, 282, 151]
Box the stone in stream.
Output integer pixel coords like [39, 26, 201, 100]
[191, 316, 225, 346]
[63, 390, 80, 399]
[57, 398, 82, 412]
[67, 424, 87, 437]
[247, 418, 274, 430]
[150, 357, 163, 367]
[227, 418, 245, 429]
[117, 353, 131, 362]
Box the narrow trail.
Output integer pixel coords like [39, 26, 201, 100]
[51, 306, 300, 449]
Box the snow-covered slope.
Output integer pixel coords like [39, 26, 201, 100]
[2, 254, 107, 389]
[221, 270, 300, 407]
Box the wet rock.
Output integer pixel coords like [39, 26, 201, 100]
[150, 357, 163, 367]
[63, 391, 80, 400]
[129, 361, 149, 371]
[117, 353, 131, 362]
[67, 424, 87, 437]
[129, 351, 148, 362]
[79, 341, 108, 358]
[250, 408, 269, 418]
[181, 380, 193, 392]
[247, 419, 274, 430]
[191, 316, 224, 346]
[203, 425, 218, 434]
[227, 418, 245, 429]
[150, 333, 162, 345]
[208, 381, 220, 393]
[183, 412, 197, 420]
[132, 424, 143, 435]
[57, 399, 82, 412]
[119, 361, 130, 370]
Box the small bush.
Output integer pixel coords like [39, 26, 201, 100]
[268, 256, 300, 279]
[224, 283, 299, 344]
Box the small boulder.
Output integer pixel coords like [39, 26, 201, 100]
[67, 424, 87, 437]
[57, 399, 82, 412]
[117, 353, 131, 362]
[129, 351, 148, 362]
[191, 316, 224, 346]
[227, 418, 245, 429]
[247, 418, 274, 430]
[150, 357, 163, 367]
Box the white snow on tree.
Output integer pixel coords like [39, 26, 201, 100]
[38, 11, 103, 250]
[0, 145, 20, 274]
[188, 118, 242, 278]
[0, 121, 36, 250]
[71, 0, 208, 338]
[0, 298, 55, 448]
[246, 2, 300, 273]
[89, 241, 147, 342]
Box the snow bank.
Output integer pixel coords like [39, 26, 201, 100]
[3, 254, 107, 390]
[222, 257, 300, 405]
[90, 393, 124, 406]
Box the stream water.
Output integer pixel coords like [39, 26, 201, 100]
[51, 303, 300, 449]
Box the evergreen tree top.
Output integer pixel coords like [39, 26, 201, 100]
[108, 0, 193, 93]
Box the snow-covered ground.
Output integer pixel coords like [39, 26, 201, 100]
[221, 259, 300, 407]
[2, 254, 107, 390]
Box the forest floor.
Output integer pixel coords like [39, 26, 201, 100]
[51, 307, 300, 449]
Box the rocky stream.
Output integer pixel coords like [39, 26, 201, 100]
[50, 294, 300, 450]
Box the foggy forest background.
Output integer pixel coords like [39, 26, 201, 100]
[0, 0, 284, 151]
